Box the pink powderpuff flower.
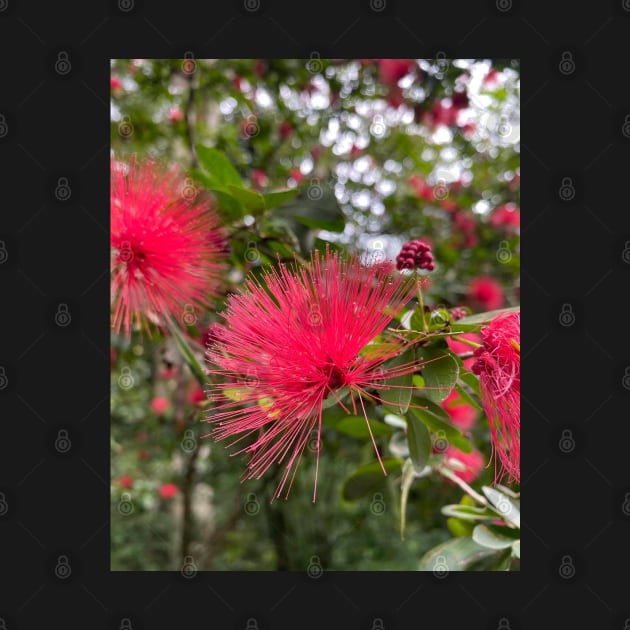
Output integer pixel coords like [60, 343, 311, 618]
[159, 483, 179, 499]
[206, 249, 428, 501]
[468, 276, 504, 312]
[167, 106, 184, 123]
[378, 59, 414, 86]
[110, 157, 226, 337]
[489, 203, 520, 232]
[444, 446, 485, 484]
[472, 311, 520, 484]
[441, 389, 477, 431]
[151, 396, 170, 415]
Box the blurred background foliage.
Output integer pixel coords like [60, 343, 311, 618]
[110, 58, 520, 571]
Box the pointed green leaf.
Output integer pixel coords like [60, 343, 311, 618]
[400, 458, 415, 540]
[334, 416, 393, 439]
[226, 185, 266, 213]
[166, 321, 207, 387]
[452, 306, 520, 331]
[417, 346, 459, 403]
[341, 457, 402, 501]
[482, 486, 521, 528]
[406, 413, 431, 473]
[196, 145, 242, 187]
[293, 214, 345, 232]
[418, 536, 501, 571]
[472, 524, 519, 550]
[262, 189, 299, 209]
[209, 189, 245, 220]
[410, 399, 473, 453]
[441, 504, 498, 521]
[512, 540, 520, 559]
[379, 347, 415, 415]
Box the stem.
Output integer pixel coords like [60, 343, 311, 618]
[416, 276, 428, 333]
[438, 465, 488, 506]
[451, 335, 482, 349]
[185, 73, 198, 169]
[180, 429, 200, 562]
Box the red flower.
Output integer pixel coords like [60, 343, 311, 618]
[110, 76, 122, 93]
[207, 249, 424, 501]
[188, 383, 207, 405]
[468, 277, 504, 311]
[279, 121, 293, 140]
[472, 312, 520, 484]
[445, 446, 485, 484]
[489, 204, 520, 232]
[289, 168, 304, 185]
[441, 389, 477, 431]
[117, 475, 133, 489]
[378, 59, 414, 86]
[483, 68, 500, 87]
[251, 169, 269, 189]
[167, 106, 184, 122]
[159, 483, 179, 499]
[110, 157, 226, 337]
[151, 396, 170, 414]
[408, 175, 434, 201]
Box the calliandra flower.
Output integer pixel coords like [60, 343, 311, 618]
[111, 157, 226, 337]
[472, 311, 520, 484]
[159, 482, 179, 499]
[441, 389, 477, 431]
[206, 249, 426, 501]
[444, 446, 484, 484]
[468, 276, 504, 311]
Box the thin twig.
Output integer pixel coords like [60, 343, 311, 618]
[438, 465, 488, 505]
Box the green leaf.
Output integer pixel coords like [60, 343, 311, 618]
[225, 185, 266, 213]
[418, 536, 501, 572]
[417, 346, 459, 403]
[341, 457, 402, 501]
[472, 524, 519, 550]
[512, 540, 520, 559]
[409, 306, 427, 332]
[400, 458, 415, 540]
[452, 306, 520, 331]
[454, 379, 483, 411]
[410, 399, 473, 453]
[446, 517, 474, 538]
[482, 486, 521, 528]
[441, 504, 499, 521]
[293, 214, 345, 232]
[196, 145, 242, 187]
[406, 413, 431, 473]
[379, 347, 415, 415]
[262, 189, 299, 209]
[334, 416, 393, 439]
[166, 320, 207, 387]
[209, 189, 245, 220]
